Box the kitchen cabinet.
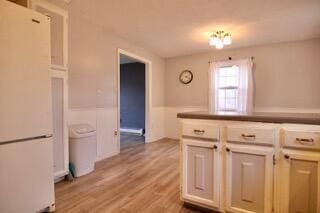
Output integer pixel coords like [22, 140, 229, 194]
[30, 0, 69, 180]
[279, 126, 320, 213]
[179, 116, 320, 213]
[224, 144, 274, 213]
[30, 0, 68, 71]
[182, 139, 220, 209]
[279, 150, 320, 213]
[51, 71, 69, 179]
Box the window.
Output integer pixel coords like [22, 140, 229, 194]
[216, 65, 239, 111]
[209, 59, 253, 113]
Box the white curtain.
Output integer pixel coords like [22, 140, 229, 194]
[209, 58, 253, 113]
[208, 62, 219, 112]
[238, 59, 254, 113]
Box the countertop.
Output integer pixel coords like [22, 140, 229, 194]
[177, 111, 320, 125]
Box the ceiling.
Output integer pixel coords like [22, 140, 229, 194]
[120, 54, 139, 64]
[71, 0, 320, 58]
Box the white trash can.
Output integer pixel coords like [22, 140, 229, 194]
[69, 124, 96, 177]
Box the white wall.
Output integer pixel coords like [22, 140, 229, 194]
[164, 38, 320, 139]
[47, 1, 320, 151]
[65, 2, 166, 161]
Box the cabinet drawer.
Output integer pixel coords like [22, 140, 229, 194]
[182, 123, 219, 141]
[226, 125, 275, 145]
[282, 129, 320, 150]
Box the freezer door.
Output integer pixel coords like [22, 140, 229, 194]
[0, 137, 55, 213]
[0, 1, 52, 143]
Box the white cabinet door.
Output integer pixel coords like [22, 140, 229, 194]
[225, 144, 274, 213]
[182, 139, 220, 208]
[30, 0, 68, 71]
[52, 73, 69, 179]
[280, 149, 320, 213]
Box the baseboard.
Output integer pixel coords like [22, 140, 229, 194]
[162, 137, 179, 141]
[95, 150, 120, 162]
[120, 128, 144, 136]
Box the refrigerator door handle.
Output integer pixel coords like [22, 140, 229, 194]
[0, 135, 53, 146]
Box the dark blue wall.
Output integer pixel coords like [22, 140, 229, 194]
[120, 62, 145, 130]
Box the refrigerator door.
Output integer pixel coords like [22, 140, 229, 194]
[0, 137, 55, 212]
[0, 1, 52, 143]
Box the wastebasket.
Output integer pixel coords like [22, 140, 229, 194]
[69, 124, 96, 177]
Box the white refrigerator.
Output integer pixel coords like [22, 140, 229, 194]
[0, 1, 55, 212]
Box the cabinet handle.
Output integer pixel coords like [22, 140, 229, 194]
[226, 147, 230, 152]
[32, 19, 40, 24]
[241, 134, 256, 139]
[295, 138, 314, 145]
[213, 145, 218, 149]
[193, 129, 205, 135]
[284, 154, 290, 159]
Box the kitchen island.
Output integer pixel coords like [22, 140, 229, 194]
[177, 111, 320, 213]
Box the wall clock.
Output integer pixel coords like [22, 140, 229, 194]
[179, 70, 193, 84]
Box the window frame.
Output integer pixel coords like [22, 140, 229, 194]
[215, 65, 240, 112]
[209, 60, 245, 113]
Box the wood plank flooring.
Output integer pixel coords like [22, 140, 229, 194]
[55, 139, 205, 213]
[120, 133, 145, 150]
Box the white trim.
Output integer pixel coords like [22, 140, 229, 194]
[117, 49, 152, 153]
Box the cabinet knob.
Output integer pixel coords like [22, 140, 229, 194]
[284, 154, 290, 159]
[226, 147, 230, 152]
[213, 145, 218, 149]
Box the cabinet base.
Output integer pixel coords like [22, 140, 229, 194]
[183, 201, 221, 213]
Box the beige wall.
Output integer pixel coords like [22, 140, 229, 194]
[165, 38, 320, 110]
[43, 1, 320, 143]
[67, 4, 165, 109]
[43, 1, 166, 161]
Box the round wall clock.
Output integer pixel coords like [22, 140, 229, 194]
[179, 70, 193, 84]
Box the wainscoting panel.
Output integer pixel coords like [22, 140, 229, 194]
[68, 107, 166, 161]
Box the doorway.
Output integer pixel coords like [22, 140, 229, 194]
[118, 50, 151, 151]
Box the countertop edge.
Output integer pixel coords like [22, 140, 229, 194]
[177, 113, 320, 125]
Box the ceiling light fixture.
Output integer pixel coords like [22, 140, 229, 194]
[209, 31, 232, 49]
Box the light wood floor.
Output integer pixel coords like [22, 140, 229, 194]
[55, 139, 206, 213]
[120, 133, 145, 150]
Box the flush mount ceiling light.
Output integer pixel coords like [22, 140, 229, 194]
[209, 31, 232, 49]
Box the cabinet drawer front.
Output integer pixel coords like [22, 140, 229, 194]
[226, 126, 275, 145]
[182, 123, 219, 140]
[282, 129, 320, 150]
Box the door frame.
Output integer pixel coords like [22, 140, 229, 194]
[117, 48, 152, 151]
